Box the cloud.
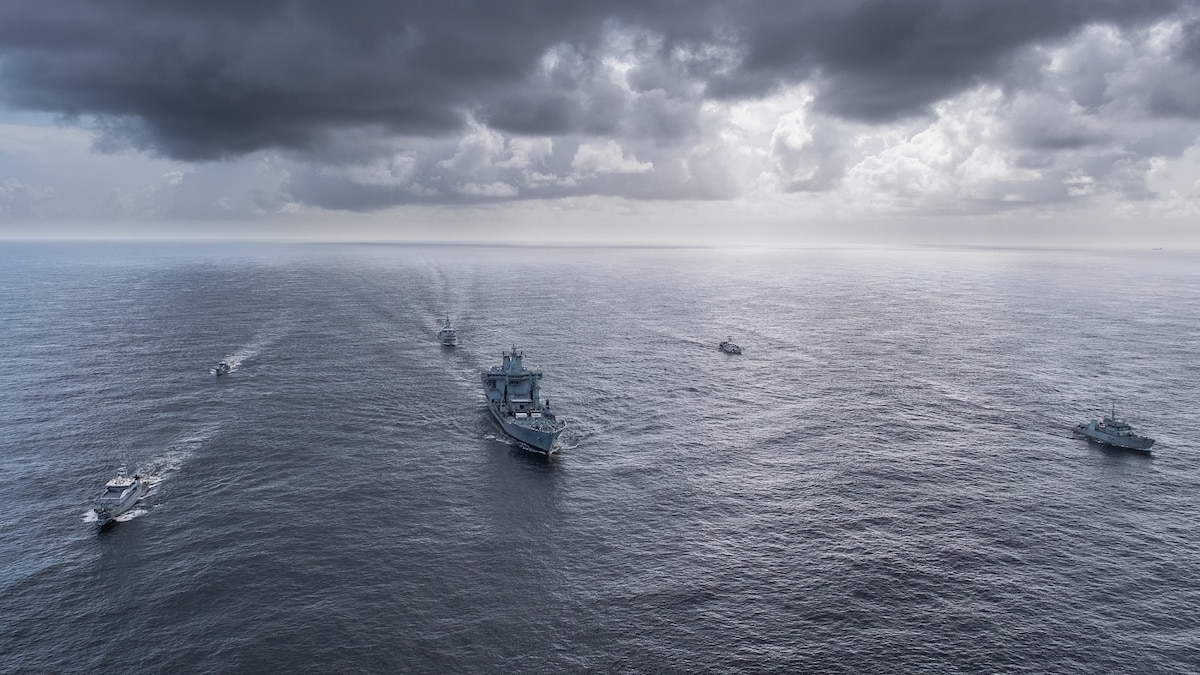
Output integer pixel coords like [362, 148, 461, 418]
[456, 181, 518, 198]
[570, 140, 652, 175]
[2, 1, 1190, 157]
[1, 1, 1199, 224]
[0, 177, 57, 217]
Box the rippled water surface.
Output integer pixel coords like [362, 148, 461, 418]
[1, 242, 1198, 673]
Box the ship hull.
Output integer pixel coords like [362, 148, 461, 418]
[486, 400, 561, 454]
[94, 482, 149, 526]
[1074, 425, 1155, 451]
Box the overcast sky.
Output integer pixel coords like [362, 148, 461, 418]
[1, 0, 1199, 244]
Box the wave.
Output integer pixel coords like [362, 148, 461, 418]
[214, 310, 295, 373]
[80, 506, 151, 524]
[144, 423, 220, 476]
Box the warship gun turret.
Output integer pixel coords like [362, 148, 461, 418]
[481, 347, 565, 454]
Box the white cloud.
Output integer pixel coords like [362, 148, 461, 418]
[456, 181, 518, 197]
[840, 88, 1015, 211]
[769, 101, 820, 187]
[0, 177, 58, 217]
[570, 140, 652, 175]
[1065, 171, 1096, 197]
[438, 123, 507, 174]
[320, 154, 418, 187]
[496, 137, 553, 169]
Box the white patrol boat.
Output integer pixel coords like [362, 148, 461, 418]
[93, 471, 150, 526]
[481, 347, 565, 454]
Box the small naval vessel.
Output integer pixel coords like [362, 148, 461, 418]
[93, 471, 149, 526]
[1075, 406, 1155, 451]
[719, 337, 742, 354]
[438, 317, 458, 346]
[481, 347, 565, 454]
[214, 360, 231, 376]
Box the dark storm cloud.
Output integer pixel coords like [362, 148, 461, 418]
[1179, 15, 1200, 64]
[0, 1, 627, 159]
[703, 0, 1187, 120]
[0, 0, 1190, 163]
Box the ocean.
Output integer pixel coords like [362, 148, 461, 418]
[1, 241, 1197, 673]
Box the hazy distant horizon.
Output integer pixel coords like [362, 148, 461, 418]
[2, 233, 1194, 254]
[0, 221, 1193, 250]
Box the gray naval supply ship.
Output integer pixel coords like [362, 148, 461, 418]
[482, 347, 566, 454]
[1074, 405, 1155, 451]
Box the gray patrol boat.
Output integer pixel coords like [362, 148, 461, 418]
[1075, 406, 1155, 451]
[482, 347, 565, 454]
[437, 317, 458, 346]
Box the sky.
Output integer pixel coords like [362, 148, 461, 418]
[1, 0, 1199, 245]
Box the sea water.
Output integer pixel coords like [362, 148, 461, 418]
[1, 241, 1197, 673]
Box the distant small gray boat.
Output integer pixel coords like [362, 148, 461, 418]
[214, 360, 231, 376]
[437, 317, 458, 346]
[1074, 406, 1155, 451]
[481, 347, 565, 454]
[719, 337, 742, 354]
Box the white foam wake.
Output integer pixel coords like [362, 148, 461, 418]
[216, 311, 295, 373]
